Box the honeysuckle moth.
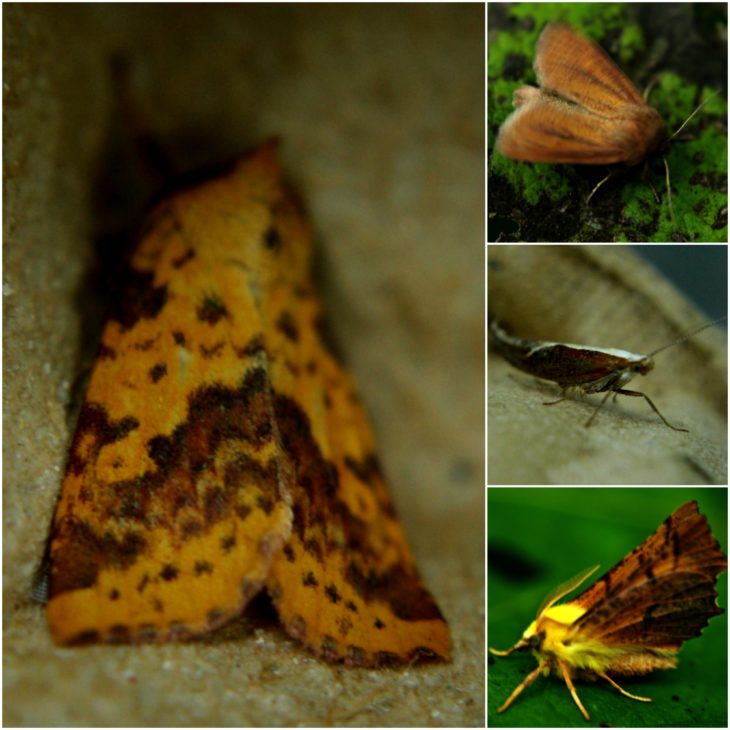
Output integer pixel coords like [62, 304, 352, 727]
[489, 500, 727, 721]
[488, 317, 725, 431]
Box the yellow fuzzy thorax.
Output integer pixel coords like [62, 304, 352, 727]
[521, 603, 677, 675]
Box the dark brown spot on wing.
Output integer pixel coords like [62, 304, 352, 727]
[108, 270, 167, 333]
[149, 363, 167, 383]
[50, 367, 280, 599]
[276, 311, 299, 342]
[196, 295, 229, 325]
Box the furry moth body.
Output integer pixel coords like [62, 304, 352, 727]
[489, 501, 727, 721]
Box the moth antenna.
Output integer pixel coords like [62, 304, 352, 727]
[489, 641, 527, 657]
[647, 316, 726, 358]
[535, 565, 600, 618]
[668, 90, 719, 142]
[663, 91, 718, 222]
[663, 156, 674, 222]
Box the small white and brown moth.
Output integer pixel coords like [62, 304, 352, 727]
[490, 500, 727, 721]
[489, 318, 725, 431]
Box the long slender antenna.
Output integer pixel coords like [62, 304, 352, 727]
[662, 156, 674, 222]
[668, 91, 719, 142]
[648, 316, 726, 358]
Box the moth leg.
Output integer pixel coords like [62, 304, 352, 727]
[597, 671, 652, 703]
[615, 388, 688, 432]
[586, 169, 614, 204]
[495, 661, 546, 714]
[543, 388, 568, 406]
[557, 658, 590, 721]
[662, 155, 674, 222]
[641, 161, 661, 203]
[585, 390, 613, 427]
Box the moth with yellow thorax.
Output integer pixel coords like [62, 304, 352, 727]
[489, 501, 727, 721]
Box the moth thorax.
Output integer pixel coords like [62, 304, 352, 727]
[623, 106, 667, 166]
[633, 356, 654, 375]
[523, 605, 581, 638]
[540, 603, 587, 625]
[522, 604, 586, 656]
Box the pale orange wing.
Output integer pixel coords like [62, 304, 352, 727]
[568, 501, 727, 649]
[535, 23, 645, 115]
[47, 141, 449, 666]
[260, 179, 450, 666]
[47, 144, 295, 645]
[264, 318, 451, 665]
[496, 90, 639, 164]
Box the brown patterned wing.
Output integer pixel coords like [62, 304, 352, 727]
[496, 91, 641, 165]
[567, 501, 727, 649]
[534, 23, 645, 114]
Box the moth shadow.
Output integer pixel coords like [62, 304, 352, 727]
[505, 373, 664, 430]
[191, 592, 280, 646]
[506, 373, 584, 405]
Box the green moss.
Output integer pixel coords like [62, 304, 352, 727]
[508, 3, 626, 39]
[618, 24, 645, 64]
[488, 4, 728, 242]
[620, 181, 656, 228]
[647, 77, 728, 242]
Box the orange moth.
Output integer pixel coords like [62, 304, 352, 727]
[46, 141, 450, 666]
[489, 501, 727, 720]
[495, 23, 710, 219]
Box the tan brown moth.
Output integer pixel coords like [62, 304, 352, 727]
[489, 501, 727, 721]
[489, 317, 726, 432]
[495, 23, 718, 221]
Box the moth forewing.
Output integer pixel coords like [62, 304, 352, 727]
[489, 501, 727, 721]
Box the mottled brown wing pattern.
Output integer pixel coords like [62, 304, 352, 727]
[535, 23, 645, 114]
[496, 92, 639, 165]
[46, 142, 450, 666]
[568, 501, 726, 649]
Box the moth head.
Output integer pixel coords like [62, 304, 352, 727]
[632, 356, 655, 375]
[521, 621, 545, 652]
[529, 603, 587, 656]
[489, 565, 598, 659]
[624, 105, 667, 166]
